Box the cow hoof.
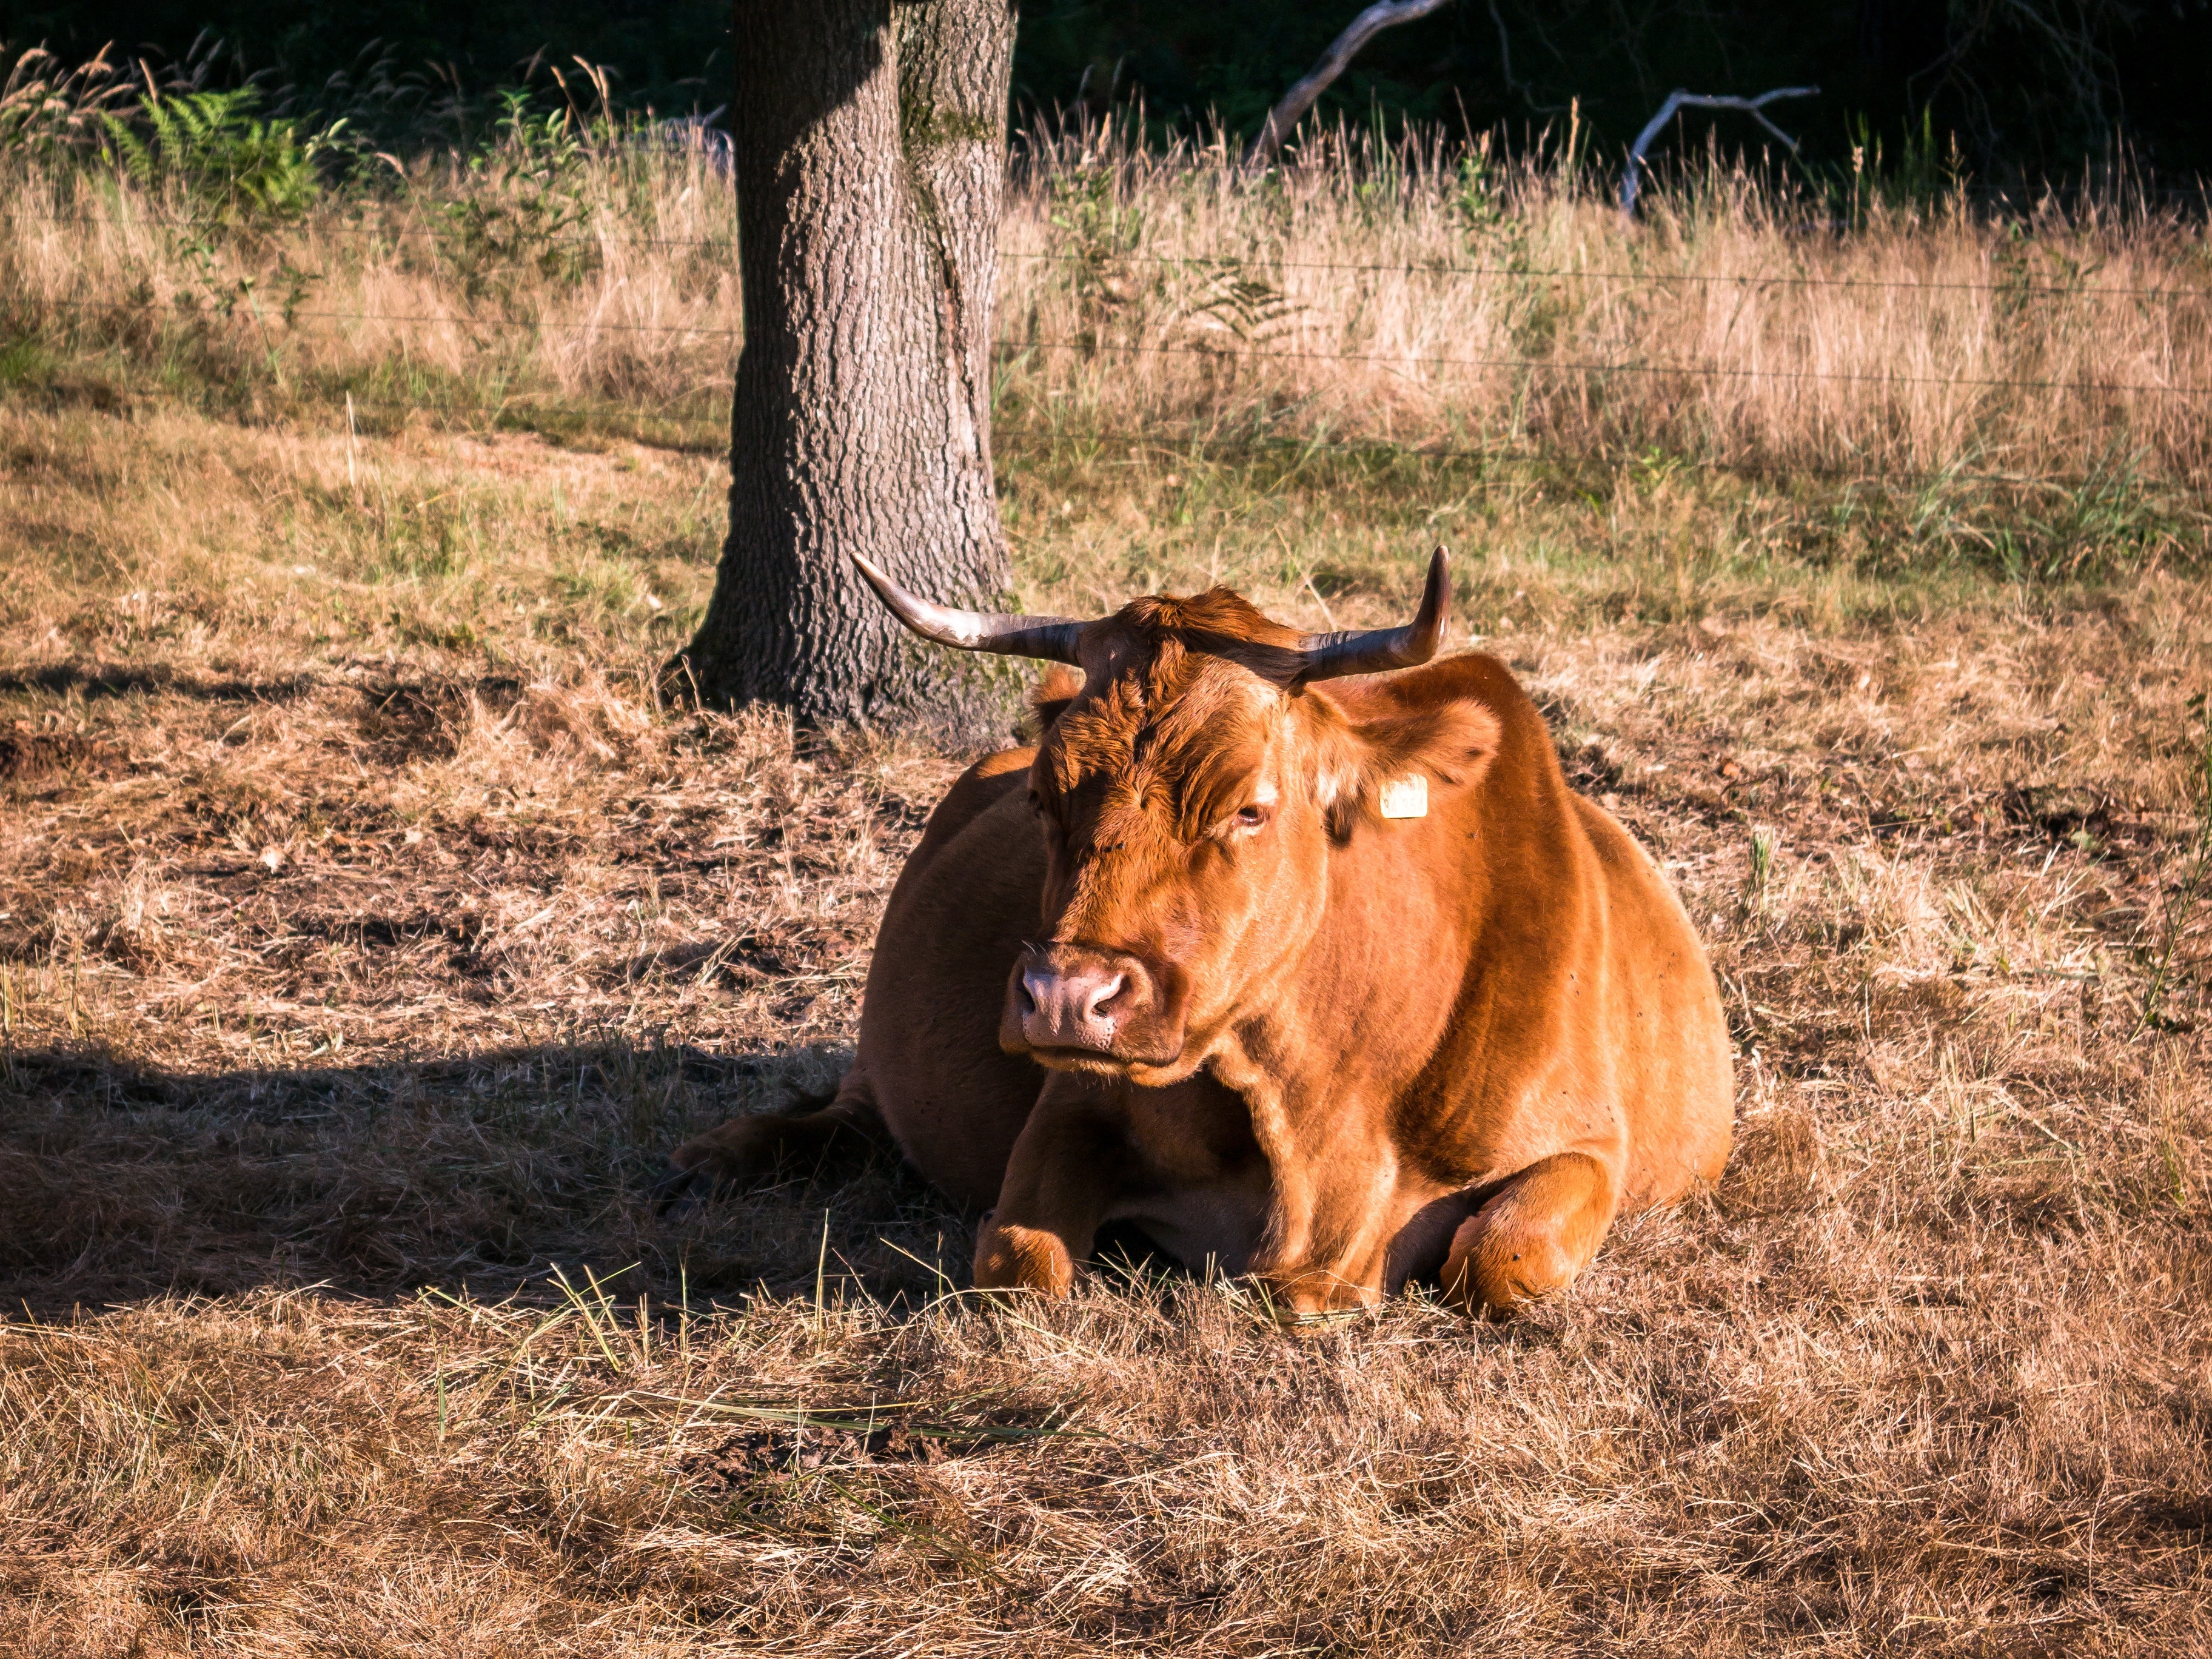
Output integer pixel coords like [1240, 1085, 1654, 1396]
[1439, 1218, 1575, 1320]
[1250, 1271, 1378, 1332]
[654, 1142, 737, 1214]
[652, 1158, 719, 1215]
[973, 1219, 1076, 1298]
[657, 1114, 803, 1213]
[654, 1130, 766, 1214]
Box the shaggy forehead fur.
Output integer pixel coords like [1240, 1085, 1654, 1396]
[1038, 588, 1318, 839]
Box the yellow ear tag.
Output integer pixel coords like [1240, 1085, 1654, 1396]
[1378, 774, 1429, 820]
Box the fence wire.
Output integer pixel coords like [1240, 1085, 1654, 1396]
[16, 294, 2211, 398]
[8, 210, 2211, 302]
[8, 261, 2209, 495]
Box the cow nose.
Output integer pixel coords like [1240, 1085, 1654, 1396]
[1020, 960, 1127, 1051]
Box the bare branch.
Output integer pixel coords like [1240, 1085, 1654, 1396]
[1486, 0, 1567, 116]
[1618, 85, 1820, 216]
[1244, 0, 1455, 170]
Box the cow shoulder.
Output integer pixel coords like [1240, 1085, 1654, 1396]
[911, 746, 1030, 863]
[902, 669, 1078, 874]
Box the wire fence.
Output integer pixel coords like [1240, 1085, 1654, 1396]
[7, 213, 2210, 495]
[4, 209, 738, 252]
[1002, 250, 2212, 303]
[33, 293, 738, 337]
[8, 209, 2212, 301]
[18, 294, 2211, 399]
[1010, 337, 2209, 398]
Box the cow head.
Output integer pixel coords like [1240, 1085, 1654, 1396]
[853, 547, 1492, 1085]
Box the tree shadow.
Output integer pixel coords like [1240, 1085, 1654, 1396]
[0, 1037, 971, 1316]
[0, 663, 320, 703]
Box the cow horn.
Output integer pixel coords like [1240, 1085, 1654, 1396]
[1293, 546, 1451, 682]
[850, 549, 1085, 664]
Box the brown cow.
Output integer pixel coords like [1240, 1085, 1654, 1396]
[667, 549, 1732, 1316]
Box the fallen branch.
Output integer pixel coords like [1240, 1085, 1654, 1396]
[1619, 85, 1819, 216]
[1244, 0, 1455, 170]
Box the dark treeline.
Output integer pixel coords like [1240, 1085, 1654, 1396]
[1027, 0, 2212, 192]
[5, 0, 2210, 188]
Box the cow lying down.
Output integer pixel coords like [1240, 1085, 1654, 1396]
[668, 549, 1732, 1318]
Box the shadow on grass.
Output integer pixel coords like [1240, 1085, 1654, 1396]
[0, 1039, 972, 1316]
[0, 663, 321, 703]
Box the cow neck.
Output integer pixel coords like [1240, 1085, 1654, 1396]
[1202, 684, 1597, 1279]
[1232, 796, 1480, 1101]
[1196, 786, 1461, 1273]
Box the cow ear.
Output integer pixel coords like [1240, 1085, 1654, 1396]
[1016, 663, 1086, 743]
[1317, 697, 1500, 839]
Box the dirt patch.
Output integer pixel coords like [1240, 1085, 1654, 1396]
[0, 722, 95, 781]
[352, 675, 525, 761]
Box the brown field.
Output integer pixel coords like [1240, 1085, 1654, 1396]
[2, 130, 2211, 1654]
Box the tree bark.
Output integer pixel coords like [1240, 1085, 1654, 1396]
[672, 0, 1019, 743]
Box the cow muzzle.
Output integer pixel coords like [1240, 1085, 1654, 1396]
[1002, 944, 1182, 1066]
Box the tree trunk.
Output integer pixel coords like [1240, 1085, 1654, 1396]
[672, 0, 1019, 743]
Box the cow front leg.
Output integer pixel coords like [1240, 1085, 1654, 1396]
[974, 1087, 1131, 1298]
[1440, 1151, 1618, 1319]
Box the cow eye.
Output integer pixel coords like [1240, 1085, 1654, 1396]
[1235, 804, 1267, 828]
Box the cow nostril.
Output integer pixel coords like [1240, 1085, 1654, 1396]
[1085, 974, 1126, 1017]
[1019, 970, 1049, 1014]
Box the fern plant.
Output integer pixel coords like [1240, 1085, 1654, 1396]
[99, 85, 343, 222]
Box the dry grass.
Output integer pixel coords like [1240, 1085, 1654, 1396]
[3, 132, 2211, 1656]
[3, 119, 2210, 497]
[996, 120, 2212, 489]
[2, 376, 2210, 1653]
